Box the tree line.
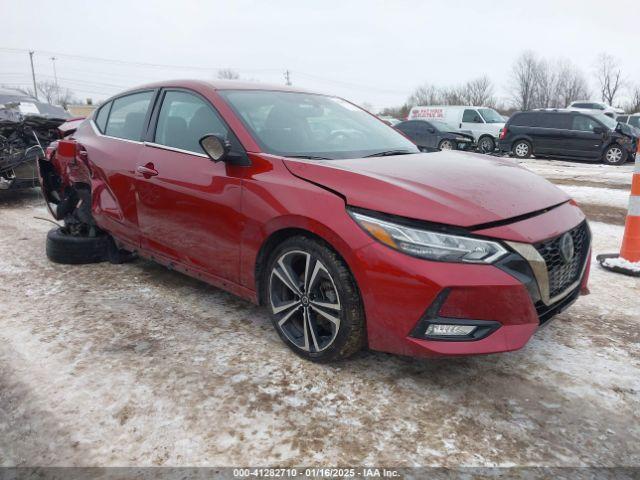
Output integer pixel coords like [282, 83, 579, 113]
[382, 51, 640, 118]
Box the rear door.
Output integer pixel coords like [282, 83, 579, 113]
[135, 88, 245, 283]
[81, 90, 155, 247]
[568, 114, 605, 159]
[535, 113, 572, 156]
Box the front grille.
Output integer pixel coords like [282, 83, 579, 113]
[534, 222, 590, 299]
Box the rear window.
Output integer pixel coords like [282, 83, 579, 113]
[105, 91, 154, 141]
[94, 102, 111, 133]
[617, 115, 628, 123]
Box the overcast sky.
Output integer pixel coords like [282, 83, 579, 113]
[2, 0, 639, 110]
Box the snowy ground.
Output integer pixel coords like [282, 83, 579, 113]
[0, 158, 638, 468]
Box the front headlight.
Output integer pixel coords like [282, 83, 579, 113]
[350, 211, 508, 264]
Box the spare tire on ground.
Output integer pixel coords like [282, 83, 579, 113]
[46, 227, 112, 265]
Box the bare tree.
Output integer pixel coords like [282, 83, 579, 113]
[594, 53, 623, 106]
[625, 85, 640, 113]
[407, 83, 442, 107]
[13, 81, 77, 108]
[533, 59, 560, 108]
[460, 76, 495, 106]
[555, 59, 590, 107]
[509, 51, 541, 111]
[217, 69, 240, 80]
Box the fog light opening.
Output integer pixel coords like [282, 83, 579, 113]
[425, 324, 477, 337]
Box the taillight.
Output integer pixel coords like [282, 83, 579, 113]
[499, 127, 507, 140]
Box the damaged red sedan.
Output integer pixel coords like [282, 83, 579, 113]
[39, 80, 591, 362]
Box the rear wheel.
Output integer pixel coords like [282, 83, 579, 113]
[264, 236, 365, 362]
[477, 136, 495, 153]
[438, 139, 455, 151]
[602, 144, 627, 165]
[46, 227, 111, 265]
[512, 140, 532, 159]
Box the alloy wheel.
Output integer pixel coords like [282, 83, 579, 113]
[269, 250, 341, 353]
[605, 147, 623, 164]
[439, 140, 454, 150]
[514, 142, 529, 157]
[478, 137, 494, 153]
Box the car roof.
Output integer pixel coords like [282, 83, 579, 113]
[115, 79, 314, 96]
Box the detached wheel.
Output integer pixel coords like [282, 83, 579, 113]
[46, 227, 110, 265]
[602, 145, 627, 165]
[264, 236, 366, 362]
[477, 136, 495, 153]
[512, 140, 532, 159]
[438, 139, 456, 151]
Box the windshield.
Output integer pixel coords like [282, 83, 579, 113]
[592, 113, 618, 130]
[478, 108, 504, 124]
[218, 90, 418, 159]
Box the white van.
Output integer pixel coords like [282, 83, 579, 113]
[407, 106, 505, 152]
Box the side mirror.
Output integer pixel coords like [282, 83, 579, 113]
[592, 126, 606, 135]
[199, 134, 229, 162]
[474, 116, 483, 123]
[427, 128, 436, 133]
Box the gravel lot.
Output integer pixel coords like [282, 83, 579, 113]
[0, 158, 638, 468]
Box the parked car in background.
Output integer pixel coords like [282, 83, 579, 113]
[39, 80, 590, 362]
[616, 113, 640, 134]
[567, 101, 624, 119]
[394, 119, 475, 151]
[0, 88, 71, 190]
[499, 109, 637, 165]
[378, 115, 400, 126]
[408, 105, 504, 153]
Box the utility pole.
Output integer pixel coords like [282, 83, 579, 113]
[50, 56, 58, 88]
[29, 50, 38, 100]
[284, 70, 291, 86]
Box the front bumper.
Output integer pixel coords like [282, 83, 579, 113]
[351, 201, 590, 357]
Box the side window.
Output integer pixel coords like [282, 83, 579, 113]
[573, 103, 589, 109]
[154, 90, 229, 154]
[462, 109, 482, 123]
[542, 113, 570, 129]
[629, 117, 640, 128]
[572, 115, 600, 132]
[511, 113, 540, 127]
[395, 122, 413, 134]
[105, 91, 153, 141]
[95, 102, 111, 133]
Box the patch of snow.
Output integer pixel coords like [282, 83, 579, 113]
[602, 256, 640, 273]
[557, 185, 630, 209]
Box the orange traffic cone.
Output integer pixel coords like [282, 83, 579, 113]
[597, 141, 640, 276]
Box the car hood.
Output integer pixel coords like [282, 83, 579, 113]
[283, 151, 569, 228]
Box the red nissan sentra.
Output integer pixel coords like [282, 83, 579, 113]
[39, 80, 591, 362]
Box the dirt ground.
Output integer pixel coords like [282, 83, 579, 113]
[0, 157, 638, 468]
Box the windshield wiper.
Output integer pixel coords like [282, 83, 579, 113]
[286, 154, 332, 160]
[364, 149, 416, 157]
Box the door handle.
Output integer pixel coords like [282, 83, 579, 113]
[136, 164, 158, 178]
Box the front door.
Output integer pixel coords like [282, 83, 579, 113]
[135, 89, 245, 283]
[568, 114, 605, 159]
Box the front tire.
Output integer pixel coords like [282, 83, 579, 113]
[512, 140, 532, 159]
[438, 139, 456, 151]
[477, 136, 495, 153]
[264, 236, 366, 362]
[602, 144, 628, 165]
